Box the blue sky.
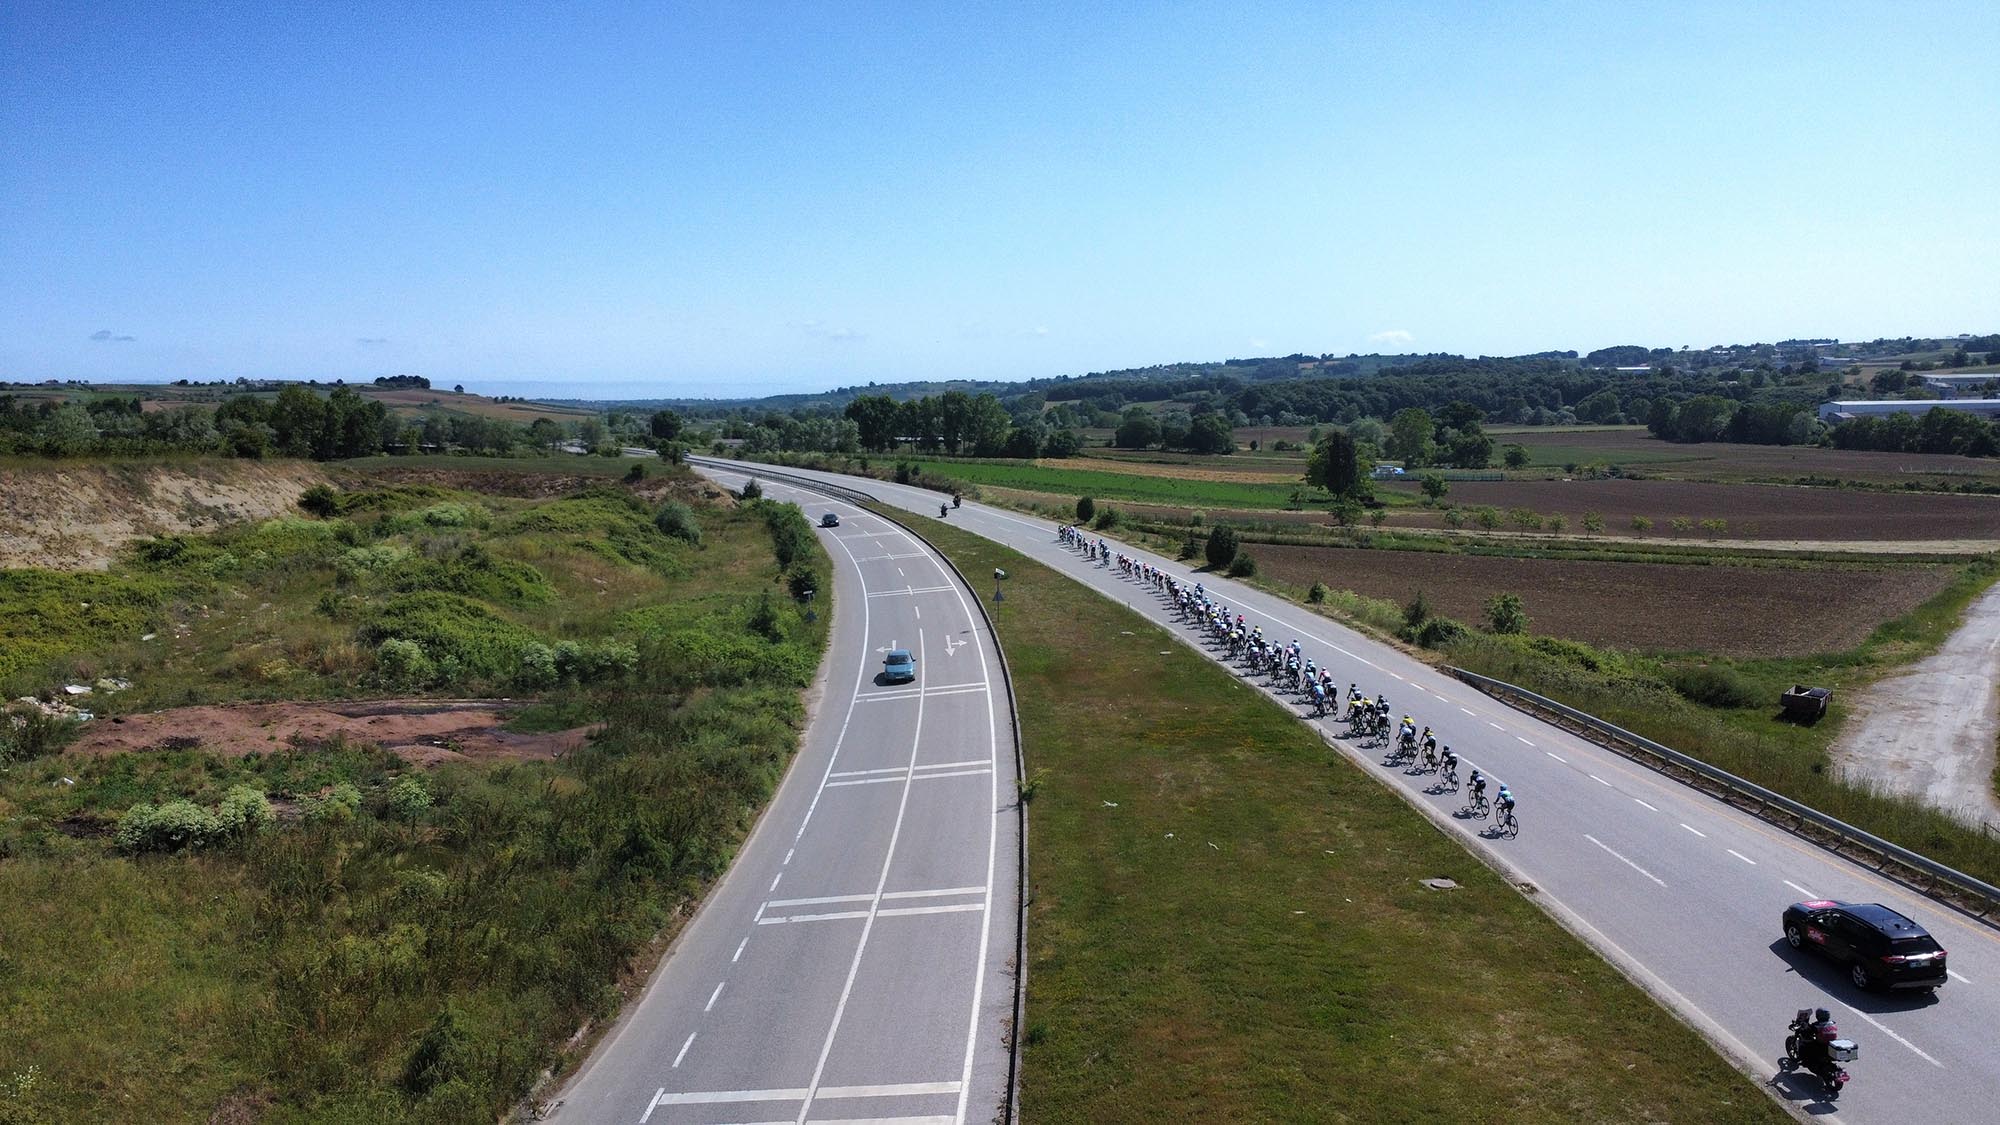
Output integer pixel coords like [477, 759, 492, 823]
[3, 2, 1997, 398]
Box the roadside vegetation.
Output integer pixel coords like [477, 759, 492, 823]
[0, 462, 828, 1122]
[903, 513, 1780, 1123]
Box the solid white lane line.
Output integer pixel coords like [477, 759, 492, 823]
[820, 1081, 963, 1099]
[1545, 751, 1567, 763]
[767, 892, 874, 909]
[1633, 798, 1657, 811]
[883, 885, 987, 900]
[758, 910, 872, 926]
[732, 937, 747, 963]
[823, 775, 907, 789]
[829, 766, 913, 778]
[1584, 834, 1667, 887]
[1851, 1010, 1945, 1067]
[866, 585, 956, 598]
[672, 1032, 696, 1068]
[795, 629, 932, 1124]
[1681, 824, 1708, 838]
[913, 759, 992, 773]
[879, 902, 986, 918]
[912, 767, 991, 781]
[706, 982, 725, 1012]
[1726, 849, 1757, 866]
[1783, 880, 1815, 898]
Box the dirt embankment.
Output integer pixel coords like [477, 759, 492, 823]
[67, 698, 595, 766]
[0, 460, 331, 570]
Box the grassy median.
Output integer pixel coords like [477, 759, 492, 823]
[904, 513, 1782, 1123]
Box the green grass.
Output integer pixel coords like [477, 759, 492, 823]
[898, 457, 1330, 510]
[903, 512, 1780, 1123]
[334, 453, 648, 476]
[0, 468, 831, 1123]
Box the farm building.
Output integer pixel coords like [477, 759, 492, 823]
[1912, 373, 2000, 397]
[1817, 399, 2000, 423]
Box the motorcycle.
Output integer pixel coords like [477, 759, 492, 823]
[1780, 1009, 1854, 1099]
[952, 494, 962, 509]
[939, 503, 949, 518]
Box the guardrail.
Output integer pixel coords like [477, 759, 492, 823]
[1446, 665, 2000, 926]
[689, 455, 1028, 1124]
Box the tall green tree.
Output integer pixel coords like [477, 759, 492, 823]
[1306, 429, 1363, 497]
[1114, 407, 1161, 449]
[1386, 407, 1434, 466]
[844, 395, 900, 452]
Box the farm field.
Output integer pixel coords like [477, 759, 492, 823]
[1381, 477, 2000, 542]
[906, 457, 1329, 509]
[1492, 426, 2000, 485]
[1249, 543, 1957, 656]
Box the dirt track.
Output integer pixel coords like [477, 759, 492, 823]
[67, 698, 595, 766]
[1829, 581, 2000, 831]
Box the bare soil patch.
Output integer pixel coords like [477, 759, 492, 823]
[67, 698, 595, 765]
[0, 460, 330, 570]
[1503, 428, 2000, 485]
[1386, 478, 2000, 542]
[1250, 544, 1956, 656]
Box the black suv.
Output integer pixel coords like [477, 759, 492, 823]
[1782, 900, 1948, 992]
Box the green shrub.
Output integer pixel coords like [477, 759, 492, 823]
[748, 591, 782, 641]
[1205, 525, 1239, 569]
[740, 478, 763, 500]
[386, 775, 433, 821]
[1668, 664, 1763, 709]
[518, 643, 557, 687]
[298, 484, 339, 517]
[1485, 592, 1529, 634]
[216, 785, 274, 836]
[386, 545, 552, 606]
[654, 501, 702, 546]
[116, 799, 223, 853]
[1226, 552, 1256, 578]
[306, 782, 363, 825]
[1092, 506, 1121, 530]
[418, 502, 481, 529]
[1307, 581, 1329, 604]
[1075, 496, 1095, 523]
[363, 592, 542, 683]
[375, 639, 436, 689]
[1413, 616, 1469, 648]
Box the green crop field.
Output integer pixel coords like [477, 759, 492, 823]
[905, 458, 1329, 510]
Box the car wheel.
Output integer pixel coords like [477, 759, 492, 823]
[1849, 962, 1874, 991]
[1785, 924, 1804, 950]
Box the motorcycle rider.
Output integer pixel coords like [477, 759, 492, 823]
[1791, 1007, 1837, 1075]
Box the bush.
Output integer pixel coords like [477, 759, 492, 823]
[1226, 552, 1256, 578]
[1441, 507, 1465, 529]
[1092, 506, 1121, 530]
[786, 566, 821, 602]
[1413, 616, 1469, 648]
[116, 799, 223, 853]
[376, 638, 436, 689]
[748, 591, 782, 641]
[215, 785, 274, 837]
[1075, 496, 1095, 523]
[1178, 535, 1201, 561]
[1631, 515, 1653, 533]
[1485, 592, 1529, 635]
[518, 643, 557, 686]
[387, 775, 434, 820]
[1668, 664, 1762, 709]
[1402, 590, 1433, 633]
[1204, 525, 1239, 570]
[298, 484, 338, 518]
[740, 478, 763, 500]
[654, 501, 702, 546]
[1307, 581, 1328, 604]
[306, 782, 364, 825]
[1582, 511, 1605, 534]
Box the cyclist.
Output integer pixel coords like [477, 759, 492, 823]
[1496, 785, 1516, 829]
[1468, 769, 1488, 814]
[1438, 746, 1458, 787]
[1310, 681, 1328, 716]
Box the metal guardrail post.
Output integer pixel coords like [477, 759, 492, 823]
[1443, 665, 2000, 925]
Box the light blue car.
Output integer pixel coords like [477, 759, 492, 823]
[882, 649, 916, 683]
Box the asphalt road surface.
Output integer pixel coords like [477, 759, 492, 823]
[549, 477, 1019, 1125]
[691, 456, 2000, 1125]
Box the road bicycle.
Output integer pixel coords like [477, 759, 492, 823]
[1495, 806, 1518, 837]
[1465, 793, 1490, 819]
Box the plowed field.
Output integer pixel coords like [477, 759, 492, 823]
[1251, 544, 1956, 656]
[1384, 478, 2000, 542]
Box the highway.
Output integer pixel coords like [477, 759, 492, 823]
[690, 455, 2000, 1124]
[549, 479, 1019, 1125]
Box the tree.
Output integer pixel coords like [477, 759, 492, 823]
[1158, 411, 1192, 450]
[964, 393, 1012, 457]
[527, 417, 562, 447]
[1419, 472, 1448, 502]
[1204, 525, 1239, 570]
[845, 395, 900, 452]
[1042, 428, 1083, 458]
[38, 404, 96, 456]
[650, 409, 684, 441]
[1485, 592, 1528, 634]
[1186, 413, 1234, 454]
[1386, 407, 1434, 466]
[1115, 407, 1161, 449]
[1305, 430, 1363, 497]
[1502, 444, 1530, 470]
[1075, 496, 1096, 523]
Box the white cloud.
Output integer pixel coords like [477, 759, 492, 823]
[1247, 337, 1271, 350]
[1368, 329, 1415, 346]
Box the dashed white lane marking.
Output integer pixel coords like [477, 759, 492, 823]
[1589, 774, 1611, 787]
[1726, 849, 1756, 866]
[640, 1088, 663, 1124]
[1515, 736, 1533, 745]
[1545, 751, 1567, 763]
[784, 848, 794, 864]
[1390, 672, 1404, 680]
[672, 1031, 696, 1068]
[1584, 833, 1668, 887]
[769, 872, 783, 891]
[1488, 721, 1504, 730]
[1783, 879, 1815, 898]
[1459, 706, 1474, 715]
[732, 937, 747, 963]
[1851, 1010, 1945, 1067]
[1633, 798, 1657, 811]
[1681, 823, 1708, 838]
[914, 605, 921, 619]
[705, 982, 725, 1012]
[896, 567, 904, 576]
